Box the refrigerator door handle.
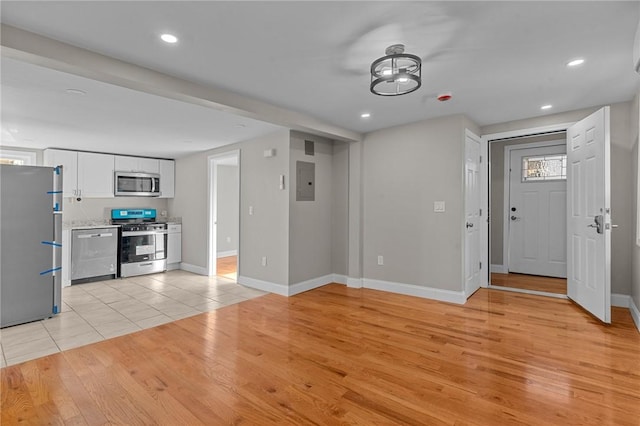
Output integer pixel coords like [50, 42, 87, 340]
[52, 165, 63, 315]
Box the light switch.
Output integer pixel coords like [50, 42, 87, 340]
[249, 206, 254, 215]
[434, 201, 445, 212]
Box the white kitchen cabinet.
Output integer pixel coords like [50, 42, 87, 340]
[138, 157, 159, 173]
[44, 149, 114, 198]
[167, 223, 182, 269]
[77, 152, 115, 197]
[43, 149, 77, 197]
[115, 155, 159, 173]
[159, 159, 175, 198]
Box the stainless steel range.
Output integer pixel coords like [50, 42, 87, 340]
[111, 209, 167, 278]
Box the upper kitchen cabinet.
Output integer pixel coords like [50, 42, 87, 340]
[77, 152, 114, 197]
[44, 149, 114, 198]
[43, 149, 77, 197]
[159, 159, 175, 198]
[115, 155, 159, 173]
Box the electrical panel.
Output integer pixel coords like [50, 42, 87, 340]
[296, 161, 315, 201]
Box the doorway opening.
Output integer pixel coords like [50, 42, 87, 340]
[208, 151, 240, 280]
[487, 131, 569, 298]
[481, 108, 611, 323]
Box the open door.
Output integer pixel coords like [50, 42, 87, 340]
[465, 130, 482, 297]
[566, 107, 611, 323]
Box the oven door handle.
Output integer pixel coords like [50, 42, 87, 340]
[121, 230, 168, 237]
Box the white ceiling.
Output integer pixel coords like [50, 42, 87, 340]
[1, 1, 639, 158]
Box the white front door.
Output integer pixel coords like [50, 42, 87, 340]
[508, 144, 567, 278]
[567, 107, 611, 323]
[465, 130, 482, 297]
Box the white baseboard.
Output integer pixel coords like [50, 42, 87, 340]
[362, 278, 466, 305]
[237, 275, 289, 296]
[166, 262, 181, 271]
[180, 262, 208, 276]
[611, 293, 630, 308]
[347, 277, 363, 288]
[238, 274, 346, 297]
[289, 274, 335, 296]
[490, 264, 507, 274]
[331, 274, 348, 285]
[630, 297, 640, 333]
[217, 250, 238, 258]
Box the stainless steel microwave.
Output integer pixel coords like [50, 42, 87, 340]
[114, 171, 161, 197]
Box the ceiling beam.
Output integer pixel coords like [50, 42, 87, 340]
[0, 24, 362, 143]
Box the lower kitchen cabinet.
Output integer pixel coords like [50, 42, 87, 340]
[167, 223, 182, 269]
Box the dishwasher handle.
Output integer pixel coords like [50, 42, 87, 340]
[77, 232, 114, 239]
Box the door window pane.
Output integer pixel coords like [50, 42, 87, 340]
[522, 155, 567, 182]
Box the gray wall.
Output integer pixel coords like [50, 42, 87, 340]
[482, 102, 633, 296]
[170, 152, 208, 268]
[332, 141, 349, 276]
[170, 129, 291, 285]
[216, 165, 239, 255]
[631, 92, 640, 312]
[489, 134, 565, 266]
[288, 132, 334, 284]
[361, 114, 479, 291]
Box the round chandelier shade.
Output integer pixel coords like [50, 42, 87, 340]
[370, 44, 421, 96]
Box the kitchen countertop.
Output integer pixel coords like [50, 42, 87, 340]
[63, 217, 181, 230]
[64, 220, 115, 230]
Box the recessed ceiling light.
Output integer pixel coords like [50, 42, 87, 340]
[540, 104, 553, 110]
[65, 88, 86, 96]
[567, 58, 585, 67]
[361, 113, 371, 118]
[160, 33, 178, 44]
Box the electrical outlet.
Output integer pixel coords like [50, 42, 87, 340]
[434, 201, 446, 212]
[249, 206, 254, 215]
[261, 256, 267, 266]
[377, 255, 384, 265]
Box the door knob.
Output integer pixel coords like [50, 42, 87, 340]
[466, 222, 474, 228]
[589, 215, 604, 234]
[510, 216, 520, 221]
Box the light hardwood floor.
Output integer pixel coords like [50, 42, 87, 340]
[2, 285, 639, 425]
[491, 272, 567, 294]
[217, 255, 237, 281]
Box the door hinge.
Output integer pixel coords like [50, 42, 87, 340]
[479, 155, 482, 164]
[479, 262, 482, 270]
[479, 208, 482, 216]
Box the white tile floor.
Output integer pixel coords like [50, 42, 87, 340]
[0, 270, 267, 367]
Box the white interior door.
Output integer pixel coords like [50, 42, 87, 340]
[567, 107, 611, 323]
[465, 131, 482, 297]
[508, 144, 567, 278]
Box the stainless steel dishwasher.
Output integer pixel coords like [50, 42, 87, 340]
[71, 227, 118, 284]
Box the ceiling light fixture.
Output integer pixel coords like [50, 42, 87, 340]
[370, 44, 421, 96]
[540, 104, 553, 110]
[160, 33, 178, 44]
[361, 113, 371, 118]
[567, 58, 585, 67]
